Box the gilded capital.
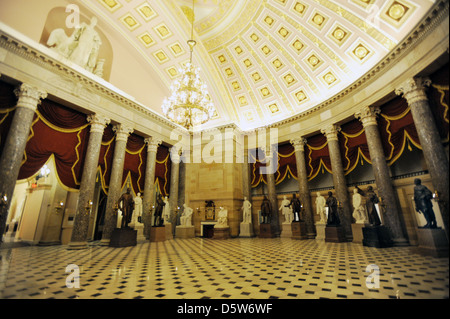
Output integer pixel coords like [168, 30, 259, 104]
[355, 105, 381, 127]
[14, 83, 47, 111]
[395, 77, 431, 105]
[321, 124, 341, 142]
[145, 137, 162, 153]
[87, 113, 110, 133]
[290, 137, 307, 152]
[113, 124, 134, 142]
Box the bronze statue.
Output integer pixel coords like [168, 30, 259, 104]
[118, 188, 135, 228]
[260, 196, 272, 224]
[153, 194, 165, 227]
[326, 191, 340, 226]
[288, 193, 303, 222]
[365, 186, 381, 226]
[413, 178, 437, 228]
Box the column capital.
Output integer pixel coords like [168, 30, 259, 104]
[14, 83, 47, 111]
[395, 77, 431, 105]
[355, 105, 381, 127]
[144, 137, 162, 153]
[170, 145, 182, 163]
[87, 113, 110, 133]
[321, 124, 341, 142]
[113, 124, 134, 142]
[290, 137, 307, 152]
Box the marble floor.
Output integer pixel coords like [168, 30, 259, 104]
[0, 237, 448, 299]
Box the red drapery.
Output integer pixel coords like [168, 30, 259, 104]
[305, 134, 332, 181]
[339, 119, 371, 174]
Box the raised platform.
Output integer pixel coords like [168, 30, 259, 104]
[109, 228, 137, 248]
[176, 226, 195, 239]
[291, 221, 307, 240]
[149, 226, 166, 242]
[315, 223, 326, 241]
[325, 225, 346, 243]
[351, 223, 365, 244]
[213, 227, 230, 240]
[416, 228, 448, 258]
[362, 225, 393, 248]
[259, 224, 275, 238]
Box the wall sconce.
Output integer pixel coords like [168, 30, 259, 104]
[36, 164, 51, 182]
[85, 200, 93, 215]
[113, 203, 119, 216]
[433, 190, 439, 201]
[55, 201, 65, 214]
[0, 193, 8, 207]
[196, 207, 200, 216]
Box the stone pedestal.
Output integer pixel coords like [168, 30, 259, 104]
[129, 223, 145, 243]
[149, 226, 166, 242]
[325, 225, 346, 243]
[164, 222, 173, 239]
[362, 225, 393, 248]
[351, 223, 365, 244]
[291, 221, 307, 240]
[259, 224, 275, 238]
[176, 225, 195, 239]
[280, 223, 293, 238]
[315, 223, 326, 241]
[109, 228, 137, 247]
[416, 228, 449, 258]
[213, 227, 230, 240]
[239, 222, 255, 238]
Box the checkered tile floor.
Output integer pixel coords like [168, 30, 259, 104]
[0, 238, 448, 299]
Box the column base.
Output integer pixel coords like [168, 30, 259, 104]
[362, 225, 393, 248]
[416, 228, 448, 258]
[67, 241, 88, 250]
[291, 221, 307, 240]
[325, 225, 346, 243]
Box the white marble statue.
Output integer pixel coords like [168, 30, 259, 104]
[131, 192, 143, 225]
[215, 207, 228, 228]
[352, 188, 368, 224]
[162, 196, 171, 224]
[47, 16, 103, 75]
[180, 204, 193, 227]
[241, 197, 252, 224]
[279, 195, 294, 224]
[315, 192, 327, 224]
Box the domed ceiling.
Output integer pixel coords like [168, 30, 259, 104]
[83, 0, 434, 130]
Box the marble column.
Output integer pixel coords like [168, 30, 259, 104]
[169, 146, 181, 236]
[321, 124, 353, 241]
[290, 137, 315, 238]
[100, 124, 133, 245]
[143, 137, 161, 238]
[355, 106, 409, 246]
[396, 77, 449, 240]
[264, 147, 280, 236]
[242, 149, 252, 201]
[0, 83, 47, 242]
[67, 114, 110, 249]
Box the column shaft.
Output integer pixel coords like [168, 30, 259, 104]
[100, 124, 133, 244]
[169, 147, 180, 236]
[322, 125, 353, 241]
[0, 84, 47, 242]
[265, 149, 280, 236]
[68, 114, 110, 249]
[143, 137, 161, 238]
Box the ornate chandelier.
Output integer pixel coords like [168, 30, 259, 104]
[161, 1, 215, 130]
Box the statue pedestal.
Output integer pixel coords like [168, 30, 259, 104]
[280, 223, 292, 238]
[239, 222, 255, 238]
[176, 226, 195, 239]
[325, 225, 346, 243]
[416, 228, 448, 258]
[351, 223, 365, 244]
[130, 222, 146, 243]
[259, 224, 275, 238]
[291, 221, 307, 240]
[315, 223, 326, 241]
[109, 228, 137, 248]
[164, 222, 173, 239]
[362, 225, 393, 248]
[213, 227, 230, 240]
[149, 226, 166, 242]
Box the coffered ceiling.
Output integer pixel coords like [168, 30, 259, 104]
[82, 0, 434, 130]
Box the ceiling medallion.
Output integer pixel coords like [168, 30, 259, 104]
[161, 0, 215, 130]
